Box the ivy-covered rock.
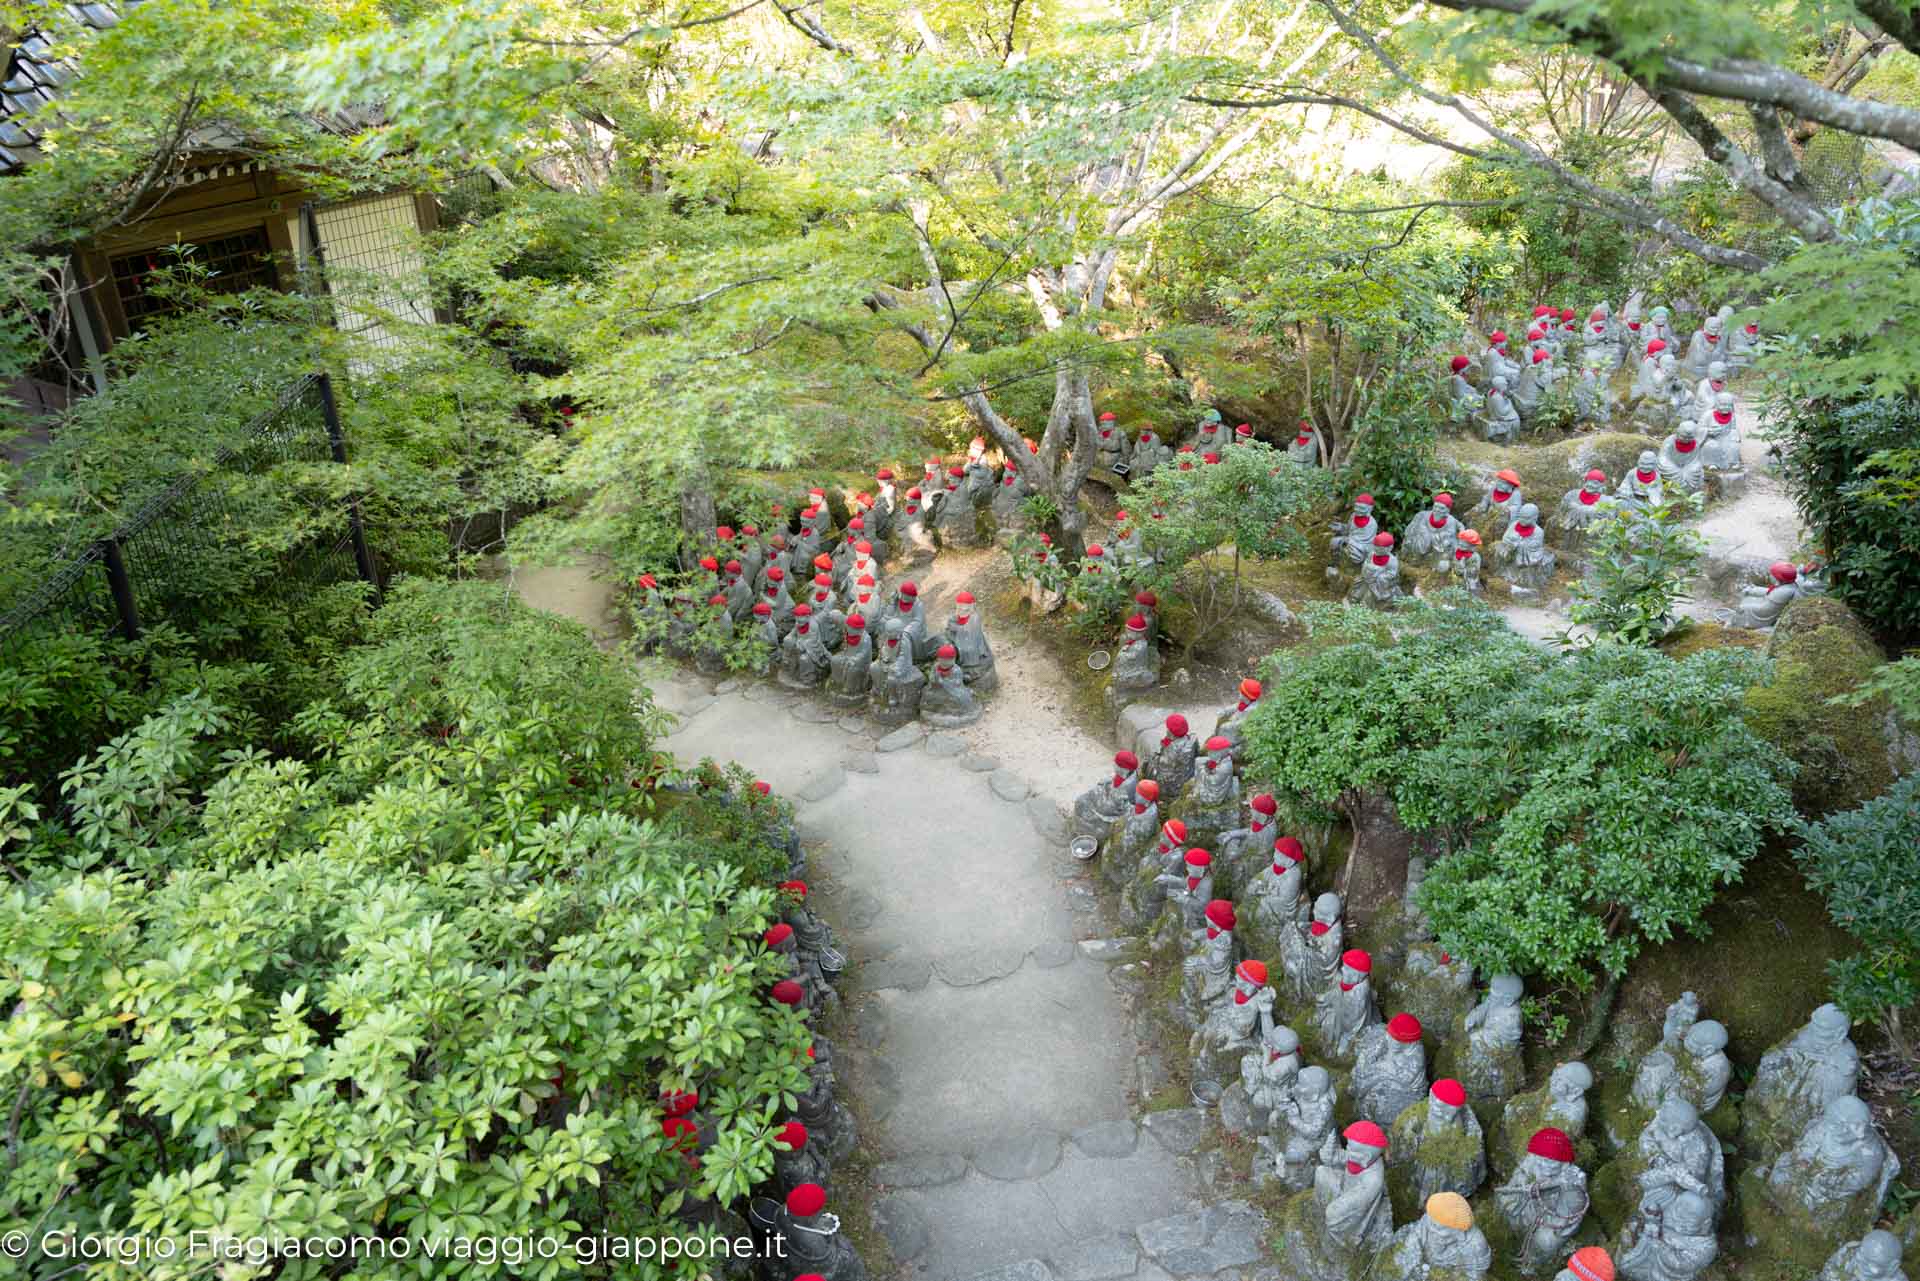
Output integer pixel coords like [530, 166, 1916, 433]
[1743, 595, 1902, 815]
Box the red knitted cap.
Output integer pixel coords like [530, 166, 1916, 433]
[765, 924, 794, 947]
[1205, 736, 1231, 752]
[1205, 900, 1237, 929]
[787, 1184, 827, 1216]
[1431, 1078, 1467, 1107]
[780, 1121, 808, 1149]
[1344, 1120, 1387, 1149]
[1162, 818, 1187, 842]
[1237, 959, 1268, 984]
[1274, 835, 1304, 860]
[1115, 751, 1139, 770]
[1527, 1127, 1575, 1163]
[1449, 355, 1470, 372]
[1240, 678, 1262, 699]
[1185, 848, 1211, 867]
[1251, 794, 1278, 816]
[1387, 1013, 1422, 1043]
[772, 980, 805, 1006]
[1341, 948, 1372, 973]
[1166, 713, 1189, 735]
[1567, 1248, 1615, 1281]
[1136, 780, 1160, 802]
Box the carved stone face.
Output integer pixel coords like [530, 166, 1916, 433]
[1683, 1021, 1727, 1058]
[1516, 503, 1540, 526]
[1551, 1062, 1594, 1099]
[1675, 420, 1699, 444]
[1654, 1097, 1699, 1138]
[1823, 1095, 1872, 1142]
[1714, 392, 1736, 413]
[1491, 375, 1510, 393]
[1667, 1191, 1713, 1235]
[1704, 315, 1723, 337]
[1638, 450, 1658, 471]
[1708, 361, 1727, 381]
[1313, 892, 1341, 924]
[1856, 1231, 1902, 1278]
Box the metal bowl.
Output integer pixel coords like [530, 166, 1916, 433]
[1086, 649, 1112, 671]
[1070, 835, 1099, 861]
[1191, 1079, 1224, 1108]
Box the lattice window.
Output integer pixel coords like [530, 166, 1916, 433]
[109, 227, 277, 328]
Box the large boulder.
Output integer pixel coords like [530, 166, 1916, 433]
[1742, 595, 1913, 815]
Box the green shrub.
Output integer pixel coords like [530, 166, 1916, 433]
[1793, 772, 1920, 1057]
[1, 582, 809, 1278]
[1566, 493, 1706, 645]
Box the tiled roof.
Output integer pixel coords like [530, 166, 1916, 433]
[3, 3, 135, 175]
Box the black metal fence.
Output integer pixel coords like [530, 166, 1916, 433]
[0, 371, 379, 650]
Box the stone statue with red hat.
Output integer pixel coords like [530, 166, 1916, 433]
[1181, 898, 1240, 1017]
[805, 573, 846, 652]
[1327, 493, 1381, 579]
[1348, 531, 1406, 609]
[1387, 1192, 1493, 1281]
[695, 594, 732, 671]
[1353, 1013, 1430, 1128]
[1496, 503, 1556, 596]
[1192, 957, 1278, 1086]
[1449, 529, 1485, 594]
[1111, 611, 1160, 694]
[1311, 1118, 1395, 1253]
[826, 615, 874, 706]
[1725, 561, 1801, 630]
[1191, 407, 1227, 452]
[896, 485, 936, 558]
[1290, 418, 1323, 465]
[774, 1120, 832, 1197]
[883, 581, 930, 662]
[778, 1183, 868, 1281]
[1217, 792, 1282, 894]
[1212, 676, 1263, 752]
[990, 460, 1033, 532]
[963, 438, 995, 503]
[845, 575, 883, 637]
[723, 559, 755, 622]
[1470, 469, 1525, 540]
[941, 592, 996, 692]
[1656, 420, 1707, 494]
[1157, 846, 1217, 940]
[1116, 778, 1164, 868]
[934, 465, 988, 548]
[1613, 451, 1664, 511]
[1248, 833, 1306, 932]
[1076, 750, 1140, 854]
[1630, 337, 1671, 405]
[1682, 313, 1726, 380]
[871, 468, 898, 537]
[920, 644, 980, 727]
[1448, 355, 1480, 423]
[1095, 411, 1132, 471]
[1145, 713, 1199, 799]
[1402, 493, 1462, 565]
[1132, 425, 1172, 475]
[748, 602, 782, 675]
[1495, 1127, 1592, 1275]
[868, 619, 926, 725]
[1560, 1246, 1618, 1281]
[1390, 1077, 1489, 1210]
[1498, 1061, 1595, 1178]
[1316, 947, 1381, 1061]
[780, 604, 832, 689]
[1257, 1063, 1336, 1191]
[1123, 815, 1186, 924]
[790, 1044, 858, 1166]
[1558, 469, 1616, 548]
[1109, 510, 1151, 570]
[1177, 735, 1242, 843]
[1483, 331, 1519, 385]
[781, 880, 845, 994]
[1283, 890, 1345, 1004]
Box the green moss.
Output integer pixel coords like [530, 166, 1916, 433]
[1733, 1163, 1885, 1280]
[1440, 430, 1653, 497]
[1387, 1101, 1488, 1221]
[1658, 620, 1766, 660]
[1585, 1152, 1640, 1238]
[1743, 595, 1895, 815]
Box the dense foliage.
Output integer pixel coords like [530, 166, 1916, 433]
[1, 581, 811, 1277]
[1565, 495, 1706, 645]
[1242, 607, 1796, 987]
[1793, 772, 1920, 1056]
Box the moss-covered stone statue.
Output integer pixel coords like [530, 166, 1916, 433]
[1387, 1078, 1487, 1221]
[1497, 1062, 1595, 1178]
[1277, 1119, 1394, 1280]
[1491, 1127, 1591, 1276]
[1738, 1095, 1902, 1277]
[1818, 1230, 1909, 1281]
[1740, 1002, 1861, 1160]
[1455, 974, 1525, 1103]
[1383, 1191, 1492, 1281]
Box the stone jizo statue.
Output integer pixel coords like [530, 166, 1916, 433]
[1181, 898, 1239, 1015]
[1470, 469, 1524, 538]
[1631, 1019, 1731, 1115]
[1634, 1097, 1726, 1220]
[779, 1183, 869, 1281]
[1682, 313, 1725, 379]
[942, 592, 996, 692]
[1558, 469, 1613, 547]
[780, 605, 832, 689]
[1352, 1012, 1428, 1127]
[1484, 332, 1519, 385]
[1216, 789, 1279, 885]
[1147, 712, 1199, 798]
[1761, 1094, 1900, 1229]
[1283, 890, 1343, 1004]
[1249, 834, 1305, 932]
[1095, 411, 1131, 470]
[1691, 361, 1729, 414]
[1617, 1189, 1717, 1281]
[1728, 317, 1759, 371]
[1327, 493, 1381, 578]
[1315, 1119, 1394, 1251]
[1289, 419, 1322, 465]
[1243, 1020, 1303, 1134]
[1497, 1127, 1591, 1276]
[1661, 991, 1701, 1047]
[1615, 451, 1664, 510]
[1449, 355, 1479, 423]
[1819, 1231, 1908, 1281]
[1450, 528, 1485, 594]
[1402, 493, 1462, 564]
[1745, 1002, 1861, 1157]
[1192, 958, 1277, 1083]
[1390, 1077, 1489, 1205]
[1111, 612, 1159, 693]
[1482, 374, 1522, 444]
[1461, 974, 1525, 1101]
[1315, 947, 1380, 1061]
[1075, 751, 1138, 851]
[1349, 531, 1406, 609]
[827, 615, 874, 705]
[1387, 1192, 1493, 1281]
[921, 644, 980, 727]
[868, 620, 925, 725]
[1117, 779, 1163, 865]
[1496, 504, 1556, 595]
[1262, 1063, 1337, 1189]
[1701, 392, 1742, 472]
[1657, 420, 1706, 493]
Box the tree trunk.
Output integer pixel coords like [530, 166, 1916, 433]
[678, 473, 717, 571]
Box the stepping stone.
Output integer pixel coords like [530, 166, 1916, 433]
[1026, 796, 1069, 843]
[925, 731, 966, 757]
[974, 1130, 1063, 1180]
[1030, 940, 1075, 970]
[960, 1261, 1055, 1281]
[1114, 702, 1176, 751]
[842, 751, 880, 775]
[1068, 1119, 1138, 1159]
[1077, 939, 1132, 962]
[862, 955, 933, 992]
[714, 678, 743, 694]
[798, 769, 847, 802]
[675, 694, 715, 719]
[990, 769, 1031, 803]
[934, 946, 1027, 987]
[1134, 1202, 1265, 1276]
[872, 1152, 968, 1189]
[1139, 1108, 1206, 1155]
[960, 752, 1000, 773]
[1049, 1236, 1140, 1281]
[876, 725, 925, 753]
[792, 702, 837, 724]
[872, 1194, 931, 1262]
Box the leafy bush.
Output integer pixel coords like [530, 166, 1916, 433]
[1765, 394, 1920, 640]
[1, 582, 812, 1278]
[1566, 494, 1705, 644]
[1793, 772, 1920, 1057]
[1242, 608, 1796, 987]
[1338, 367, 1468, 534]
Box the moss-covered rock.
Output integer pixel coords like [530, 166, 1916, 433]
[1375, 942, 1478, 1044]
[1743, 595, 1899, 815]
[1657, 620, 1767, 660]
[1492, 1080, 1598, 1180]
